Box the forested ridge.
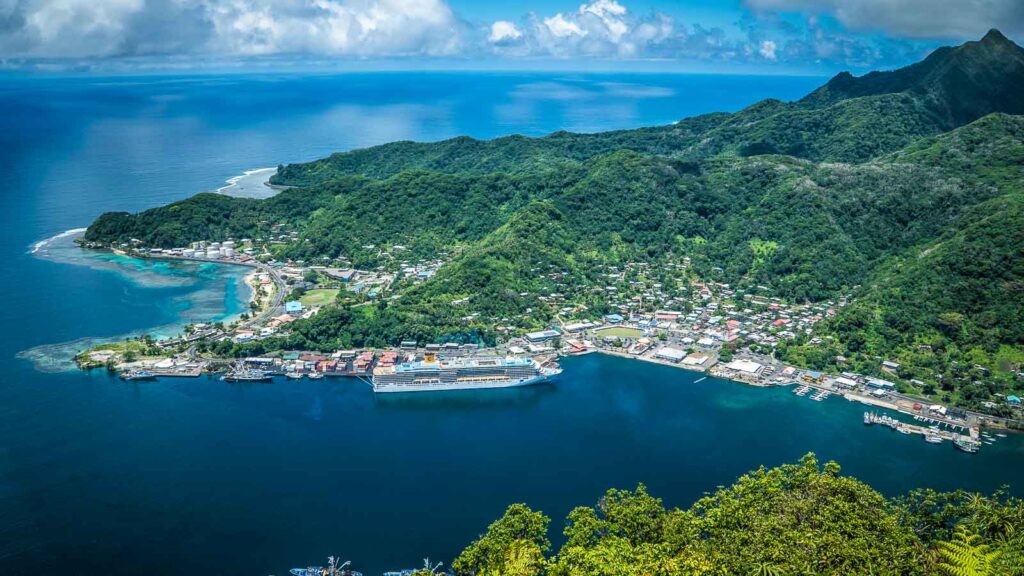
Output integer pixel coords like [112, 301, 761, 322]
[84, 31, 1024, 411]
[439, 455, 1024, 576]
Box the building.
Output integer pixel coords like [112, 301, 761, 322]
[682, 352, 710, 367]
[655, 347, 686, 363]
[285, 301, 303, 314]
[525, 330, 560, 343]
[723, 359, 763, 375]
[605, 314, 624, 324]
[866, 377, 896, 389]
[324, 268, 358, 282]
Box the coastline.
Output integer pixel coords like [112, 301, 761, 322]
[216, 167, 288, 199]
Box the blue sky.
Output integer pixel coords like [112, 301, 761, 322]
[0, 0, 1020, 74]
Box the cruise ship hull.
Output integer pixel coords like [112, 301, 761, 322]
[373, 372, 555, 393]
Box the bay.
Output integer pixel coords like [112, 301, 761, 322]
[2, 72, 1021, 576]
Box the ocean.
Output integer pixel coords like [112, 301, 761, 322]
[2, 72, 1022, 576]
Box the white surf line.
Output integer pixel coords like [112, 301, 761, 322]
[216, 167, 277, 194]
[30, 227, 87, 254]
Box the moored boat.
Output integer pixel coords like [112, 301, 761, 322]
[120, 370, 156, 381]
[953, 437, 981, 453]
[221, 366, 272, 382]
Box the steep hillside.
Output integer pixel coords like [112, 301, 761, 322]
[269, 31, 1024, 186]
[780, 116, 1024, 411]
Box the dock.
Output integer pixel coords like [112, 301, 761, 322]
[863, 411, 981, 450]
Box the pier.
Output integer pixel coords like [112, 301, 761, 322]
[863, 411, 980, 449]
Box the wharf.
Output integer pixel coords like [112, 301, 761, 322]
[864, 411, 977, 443]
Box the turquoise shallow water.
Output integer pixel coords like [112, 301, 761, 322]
[2, 72, 1022, 576]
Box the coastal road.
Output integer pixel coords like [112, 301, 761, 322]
[244, 263, 287, 328]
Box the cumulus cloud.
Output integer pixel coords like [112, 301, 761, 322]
[488, 20, 522, 44]
[744, 0, 1024, 39]
[0, 0, 463, 58]
[0, 0, 1006, 68]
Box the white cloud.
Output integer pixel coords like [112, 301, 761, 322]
[759, 39, 777, 59]
[543, 13, 586, 38]
[0, 0, 463, 58]
[743, 0, 1023, 39]
[488, 20, 522, 44]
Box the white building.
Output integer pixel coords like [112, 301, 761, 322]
[724, 359, 763, 375]
[655, 347, 686, 362]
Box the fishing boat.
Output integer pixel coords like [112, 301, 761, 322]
[924, 433, 943, 444]
[953, 437, 981, 454]
[221, 366, 272, 382]
[120, 370, 156, 381]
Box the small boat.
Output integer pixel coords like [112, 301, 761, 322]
[996, 433, 1008, 438]
[289, 557, 362, 576]
[289, 569, 362, 576]
[924, 433, 943, 444]
[120, 370, 156, 381]
[308, 372, 325, 380]
[285, 371, 303, 379]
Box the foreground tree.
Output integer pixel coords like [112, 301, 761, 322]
[451, 503, 549, 576]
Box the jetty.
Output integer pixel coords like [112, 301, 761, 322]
[863, 411, 981, 451]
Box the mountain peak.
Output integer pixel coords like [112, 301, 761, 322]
[980, 28, 1011, 46]
[799, 30, 1024, 126]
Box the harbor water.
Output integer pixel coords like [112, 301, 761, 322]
[2, 72, 1022, 576]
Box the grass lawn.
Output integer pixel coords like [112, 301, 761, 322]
[299, 289, 339, 307]
[595, 326, 644, 338]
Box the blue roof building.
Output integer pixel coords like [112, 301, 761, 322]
[1008, 395, 1021, 406]
[285, 300, 303, 314]
[605, 313, 624, 323]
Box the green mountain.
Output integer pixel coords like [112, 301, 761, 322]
[83, 31, 1024, 412]
[800, 29, 1024, 126]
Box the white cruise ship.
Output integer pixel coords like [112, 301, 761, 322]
[371, 354, 560, 393]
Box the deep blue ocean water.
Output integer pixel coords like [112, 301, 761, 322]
[2, 72, 1022, 576]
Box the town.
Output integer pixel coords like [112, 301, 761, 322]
[75, 235, 1022, 453]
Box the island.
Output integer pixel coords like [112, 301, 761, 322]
[78, 31, 1024, 441]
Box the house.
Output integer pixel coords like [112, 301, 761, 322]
[285, 301, 303, 314]
[605, 314, 624, 324]
[1008, 395, 1022, 406]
